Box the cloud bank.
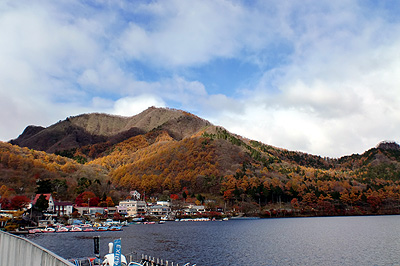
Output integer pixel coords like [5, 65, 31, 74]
[1, 0, 399, 157]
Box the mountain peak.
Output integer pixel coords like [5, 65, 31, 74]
[376, 141, 400, 151]
[10, 107, 212, 153]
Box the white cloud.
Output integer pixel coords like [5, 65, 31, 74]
[78, 59, 134, 93]
[0, 4, 99, 75]
[205, 0, 400, 157]
[0, 1, 103, 140]
[117, 0, 265, 67]
[1, 0, 400, 159]
[112, 95, 166, 117]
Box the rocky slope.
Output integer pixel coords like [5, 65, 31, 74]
[10, 107, 212, 153]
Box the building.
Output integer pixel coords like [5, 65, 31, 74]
[75, 206, 105, 216]
[106, 207, 117, 216]
[148, 204, 171, 217]
[54, 201, 74, 216]
[116, 205, 128, 216]
[184, 205, 205, 215]
[117, 200, 147, 217]
[156, 201, 171, 207]
[32, 194, 55, 213]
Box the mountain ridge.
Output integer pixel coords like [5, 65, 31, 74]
[2, 107, 400, 217]
[10, 107, 212, 153]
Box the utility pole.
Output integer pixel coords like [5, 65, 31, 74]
[88, 198, 90, 215]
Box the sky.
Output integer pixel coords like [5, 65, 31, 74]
[1, 0, 400, 158]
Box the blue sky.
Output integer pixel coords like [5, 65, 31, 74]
[1, 0, 399, 157]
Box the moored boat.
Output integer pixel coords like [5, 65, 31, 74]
[41, 227, 56, 233]
[28, 228, 42, 234]
[93, 222, 102, 227]
[56, 226, 69, 233]
[70, 226, 83, 232]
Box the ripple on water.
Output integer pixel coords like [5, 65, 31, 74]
[26, 216, 400, 266]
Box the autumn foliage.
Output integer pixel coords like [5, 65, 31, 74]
[1, 109, 400, 217]
[108, 136, 220, 194]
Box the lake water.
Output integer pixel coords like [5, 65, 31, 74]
[26, 216, 400, 266]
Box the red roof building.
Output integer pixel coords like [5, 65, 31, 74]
[32, 194, 55, 212]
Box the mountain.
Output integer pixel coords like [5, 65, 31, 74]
[10, 107, 211, 154]
[2, 107, 400, 216]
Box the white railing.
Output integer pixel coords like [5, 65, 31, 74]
[0, 230, 74, 266]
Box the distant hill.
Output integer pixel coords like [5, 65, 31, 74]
[3, 107, 400, 216]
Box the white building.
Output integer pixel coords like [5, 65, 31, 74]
[148, 204, 171, 217]
[74, 206, 116, 216]
[156, 201, 171, 207]
[75, 206, 105, 216]
[54, 201, 73, 216]
[117, 200, 147, 217]
[32, 194, 55, 213]
[184, 205, 205, 215]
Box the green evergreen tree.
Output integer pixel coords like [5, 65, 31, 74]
[35, 194, 49, 212]
[36, 179, 52, 193]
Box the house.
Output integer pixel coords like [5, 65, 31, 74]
[116, 205, 128, 215]
[156, 201, 171, 207]
[117, 200, 147, 217]
[72, 206, 116, 217]
[148, 204, 171, 217]
[75, 206, 105, 216]
[32, 194, 55, 213]
[54, 201, 74, 216]
[184, 205, 205, 215]
[88, 207, 105, 215]
[106, 207, 117, 216]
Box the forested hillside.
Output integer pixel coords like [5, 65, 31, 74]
[2, 107, 400, 217]
[0, 142, 115, 206]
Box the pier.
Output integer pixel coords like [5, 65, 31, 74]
[0, 230, 73, 266]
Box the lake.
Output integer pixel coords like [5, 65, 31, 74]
[26, 215, 400, 266]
